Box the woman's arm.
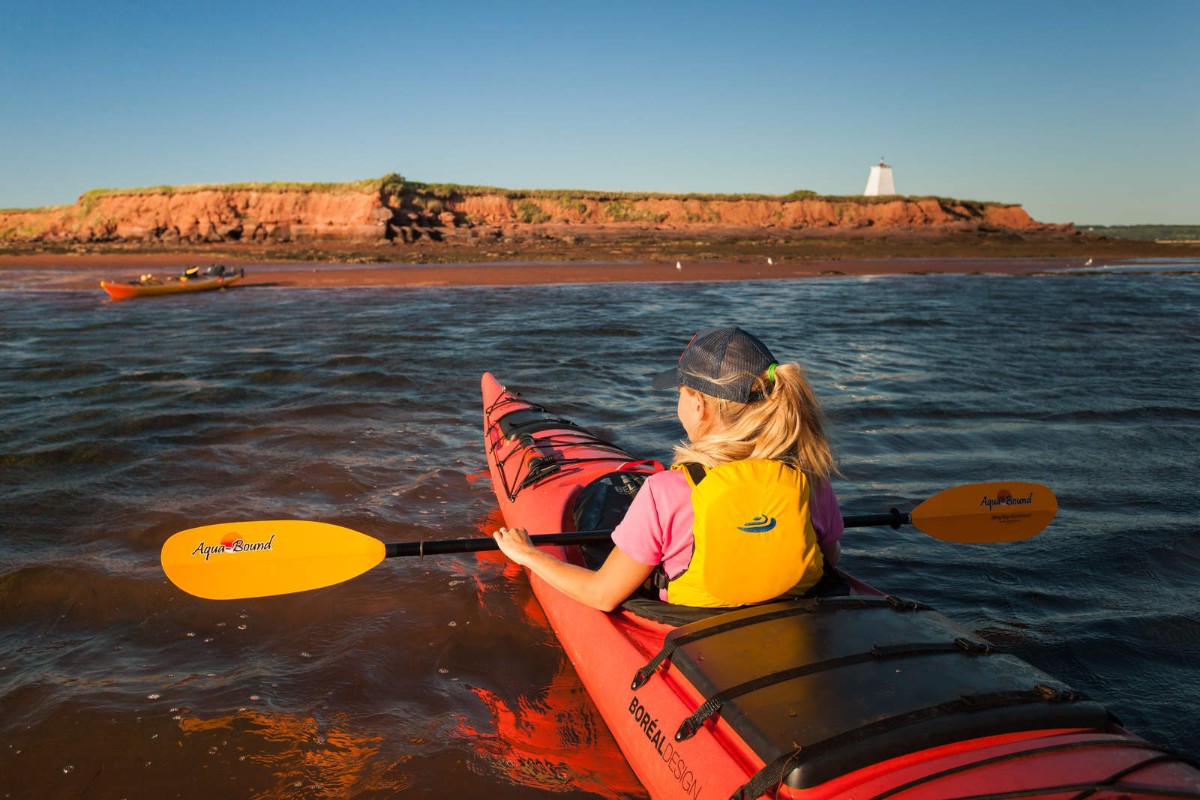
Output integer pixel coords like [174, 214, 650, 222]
[493, 527, 655, 612]
[813, 479, 843, 569]
[821, 539, 840, 568]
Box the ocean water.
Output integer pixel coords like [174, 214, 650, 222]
[2, 260, 1198, 799]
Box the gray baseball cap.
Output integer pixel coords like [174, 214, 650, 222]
[651, 327, 777, 403]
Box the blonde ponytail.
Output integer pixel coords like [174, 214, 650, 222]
[671, 362, 838, 483]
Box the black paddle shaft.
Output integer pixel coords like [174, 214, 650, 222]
[382, 510, 911, 558]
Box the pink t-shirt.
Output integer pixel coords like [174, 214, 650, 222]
[611, 468, 843, 600]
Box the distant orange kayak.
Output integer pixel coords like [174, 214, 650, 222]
[100, 266, 244, 300]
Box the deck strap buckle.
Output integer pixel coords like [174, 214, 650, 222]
[731, 746, 805, 800]
[885, 594, 925, 611]
[519, 456, 560, 489]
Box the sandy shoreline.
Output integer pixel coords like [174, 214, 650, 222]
[0, 252, 1110, 291]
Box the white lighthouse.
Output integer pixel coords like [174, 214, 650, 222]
[863, 158, 895, 196]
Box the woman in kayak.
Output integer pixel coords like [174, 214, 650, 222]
[493, 326, 842, 611]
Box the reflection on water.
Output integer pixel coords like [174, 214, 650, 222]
[458, 550, 647, 799]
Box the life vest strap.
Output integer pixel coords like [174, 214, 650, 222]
[681, 461, 707, 485]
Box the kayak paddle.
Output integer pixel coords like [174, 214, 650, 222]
[160, 481, 1056, 600]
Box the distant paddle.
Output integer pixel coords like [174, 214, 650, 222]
[160, 481, 1056, 600]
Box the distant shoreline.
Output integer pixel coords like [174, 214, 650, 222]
[4, 228, 1198, 291]
[0, 251, 1155, 291]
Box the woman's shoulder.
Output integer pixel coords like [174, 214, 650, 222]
[639, 467, 692, 504]
[646, 467, 691, 490]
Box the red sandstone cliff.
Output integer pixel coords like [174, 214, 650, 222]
[0, 180, 1068, 246]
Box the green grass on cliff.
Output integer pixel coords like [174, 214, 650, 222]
[79, 177, 382, 202]
[379, 173, 1007, 207]
[3, 172, 1007, 213]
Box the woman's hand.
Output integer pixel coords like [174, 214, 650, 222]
[491, 526, 656, 612]
[492, 526, 539, 567]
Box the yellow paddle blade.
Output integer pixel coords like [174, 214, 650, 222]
[160, 520, 386, 600]
[912, 482, 1058, 543]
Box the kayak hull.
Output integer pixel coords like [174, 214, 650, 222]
[480, 372, 1199, 799]
[100, 269, 244, 300]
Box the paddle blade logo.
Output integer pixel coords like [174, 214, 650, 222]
[979, 488, 1034, 512]
[190, 532, 276, 561]
[738, 514, 777, 533]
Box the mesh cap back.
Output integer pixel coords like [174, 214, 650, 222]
[651, 327, 777, 402]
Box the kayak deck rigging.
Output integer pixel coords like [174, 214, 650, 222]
[486, 392, 636, 501]
[635, 595, 1111, 794]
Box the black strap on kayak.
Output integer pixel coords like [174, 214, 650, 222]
[493, 405, 589, 438]
[497, 450, 643, 500]
[486, 398, 635, 500]
[489, 430, 626, 463]
[675, 636, 994, 741]
[630, 595, 928, 691]
[731, 684, 1095, 800]
[489, 431, 629, 498]
[868, 738, 1200, 800]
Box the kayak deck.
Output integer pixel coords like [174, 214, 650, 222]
[640, 596, 1109, 793]
[479, 372, 1200, 799]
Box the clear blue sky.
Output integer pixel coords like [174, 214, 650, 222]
[2, 1, 1197, 224]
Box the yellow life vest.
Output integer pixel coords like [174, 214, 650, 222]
[664, 460, 823, 608]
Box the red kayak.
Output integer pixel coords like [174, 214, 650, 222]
[100, 265, 244, 300]
[481, 372, 1199, 800]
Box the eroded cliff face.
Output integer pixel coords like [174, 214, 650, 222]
[452, 194, 1045, 229]
[0, 190, 389, 244]
[0, 186, 1063, 245]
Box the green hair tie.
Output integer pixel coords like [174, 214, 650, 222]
[767, 362, 778, 382]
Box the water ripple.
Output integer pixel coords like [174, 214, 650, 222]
[2, 262, 1199, 795]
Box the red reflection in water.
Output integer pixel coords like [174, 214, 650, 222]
[459, 669, 646, 798]
[456, 510, 647, 798]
